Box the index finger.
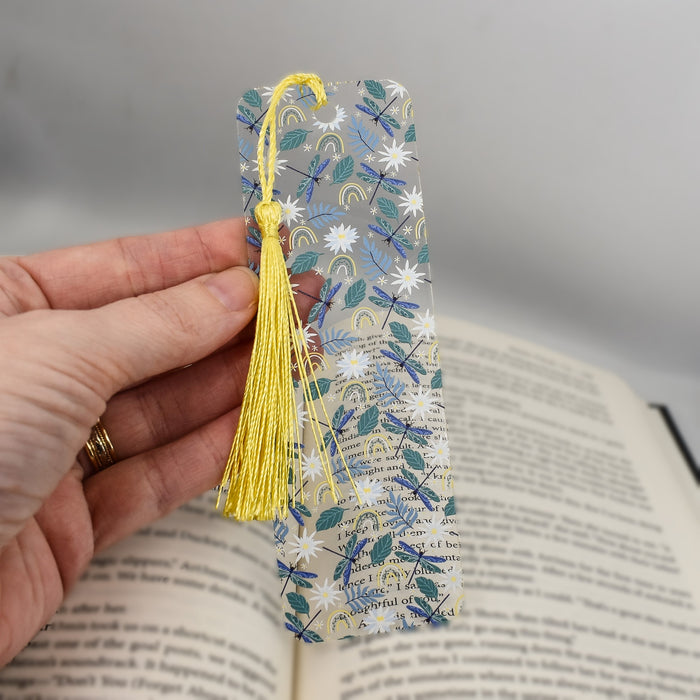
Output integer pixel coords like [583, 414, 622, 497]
[20, 218, 249, 310]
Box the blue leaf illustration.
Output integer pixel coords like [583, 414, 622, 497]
[372, 361, 406, 406]
[344, 584, 384, 613]
[384, 489, 417, 535]
[305, 202, 346, 229]
[319, 327, 358, 355]
[347, 116, 380, 157]
[359, 237, 392, 281]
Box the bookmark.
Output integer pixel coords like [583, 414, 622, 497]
[225, 74, 462, 640]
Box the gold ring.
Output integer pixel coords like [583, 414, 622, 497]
[83, 420, 117, 471]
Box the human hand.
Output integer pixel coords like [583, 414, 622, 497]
[0, 218, 318, 665]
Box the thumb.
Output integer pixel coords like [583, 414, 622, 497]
[77, 265, 260, 398]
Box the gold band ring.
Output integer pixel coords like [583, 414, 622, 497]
[83, 420, 117, 471]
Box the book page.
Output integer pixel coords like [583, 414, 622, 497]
[295, 318, 700, 700]
[0, 492, 294, 700]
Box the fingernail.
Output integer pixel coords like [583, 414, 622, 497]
[205, 266, 259, 311]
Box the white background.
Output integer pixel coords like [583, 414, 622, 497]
[2, 1, 699, 461]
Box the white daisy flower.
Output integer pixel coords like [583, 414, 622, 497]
[398, 186, 423, 216]
[427, 437, 450, 466]
[337, 348, 371, 380]
[353, 478, 384, 507]
[254, 151, 287, 175]
[412, 310, 436, 341]
[301, 449, 324, 481]
[296, 402, 308, 430]
[279, 195, 304, 227]
[261, 86, 293, 103]
[390, 260, 425, 296]
[287, 528, 323, 564]
[309, 578, 341, 610]
[313, 105, 347, 133]
[386, 81, 407, 98]
[324, 223, 359, 254]
[377, 140, 412, 171]
[363, 607, 398, 634]
[422, 513, 448, 547]
[404, 387, 437, 421]
[439, 565, 463, 594]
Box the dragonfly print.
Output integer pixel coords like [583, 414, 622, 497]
[287, 154, 331, 203]
[321, 404, 355, 457]
[355, 96, 401, 136]
[380, 339, 426, 383]
[324, 533, 369, 586]
[383, 412, 432, 453]
[393, 465, 440, 510]
[395, 541, 446, 585]
[368, 214, 414, 258]
[369, 286, 420, 329]
[301, 278, 342, 329]
[407, 595, 450, 626]
[277, 559, 318, 597]
[241, 176, 281, 212]
[358, 163, 406, 206]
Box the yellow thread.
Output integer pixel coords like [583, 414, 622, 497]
[218, 73, 359, 521]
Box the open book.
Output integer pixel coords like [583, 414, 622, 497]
[2, 317, 700, 699]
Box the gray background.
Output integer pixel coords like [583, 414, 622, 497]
[2, 1, 699, 459]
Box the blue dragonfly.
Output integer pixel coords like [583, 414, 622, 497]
[382, 412, 432, 452]
[241, 176, 281, 212]
[395, 540, 446, 585]
[357, 163, 406, 205]
[277, 559, 318, 597]
[407, 595, 450, 626]
[285, 611, 323, 643]
[380, 340, 426, 384]
[237, 104, 266, 136]
[355, 96, 400, 136]
[324, 533, 369, 586]
[286, 155, 331, 203]
[368, 215, 414, 258]
[393, 466, 440, 510]
[322, 404, 355, 457]
[369, 286, 420, 329]
[302, 278, 342, 328]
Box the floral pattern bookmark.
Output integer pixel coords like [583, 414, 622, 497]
[237, 79, 462, 640]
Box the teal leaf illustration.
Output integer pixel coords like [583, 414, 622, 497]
[309, 377, 332, 400]
[287, 591, 310, 616]
[445, 495, 456, 517]
[370, 533, 393, 566]
[377, 196, 400, 221]
[403, 448, 425, 472]
[357, 405, 379, 436]
[242, 89, 262, 110]
[416, 576, 439, 600]
[418, 243, 430, 264]
[431, 369, 442, 390]
[364, 80, 386, 101]
[405, 123, 416, 142]
[343, 279, 366, 309]
[389, 321, 412, 345]
[332, 156, 354, 185]
[290, 251, 320, 275]
[279, 128, 312, 151]
[238, 104, 257, 125]
[316, 506, 346, 531]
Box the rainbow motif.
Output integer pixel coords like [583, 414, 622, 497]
[351, 307, 379, 329]
[328, 254, 357, 277]
[402, 98, 414, 121]
[338, 182, 367, 207]
[378, 563, 406, 587]
[278, 104, 306, 127]
[341, 381, 370, 404]
[441, 467, 454, 491]
[429, 341, 440, 365]
[415, 216, 427, 241]
[314, 482, 335, 505]
[364, 433, 392, 457]
[328, 610, 354, 634]
[290, 226, 318, 249]
[316, 132, 344, 154]
[354, 509, 382, 532]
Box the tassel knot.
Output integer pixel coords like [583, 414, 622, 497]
[255, 201, 283, 239]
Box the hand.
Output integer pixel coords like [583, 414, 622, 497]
[0, 218, 316, 666]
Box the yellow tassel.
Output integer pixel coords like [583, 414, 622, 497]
[218, 73, 356, 521]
